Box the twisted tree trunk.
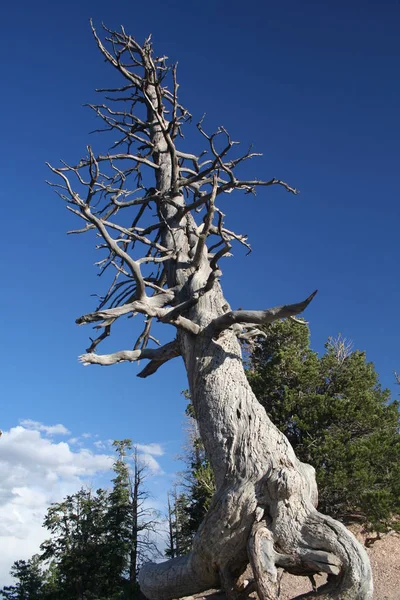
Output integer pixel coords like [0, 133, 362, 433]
[49, 23, 373, 599]
[139, 288, 372, 600]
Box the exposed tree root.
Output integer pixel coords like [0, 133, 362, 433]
[139, 487, 373, 599]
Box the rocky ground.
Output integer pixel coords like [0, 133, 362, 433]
[181, 526, 400, 599]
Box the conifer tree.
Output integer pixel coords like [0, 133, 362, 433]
[106, 440, 160, 596]
[1, 440, 161, 599]
[165, 488, 192, 558]
[247, 319, 400, 531]
[37, 441, 160, 599]
[0, 556, 44, 600]
[105, 439, 133, 594]
[40, 488, 109, 599]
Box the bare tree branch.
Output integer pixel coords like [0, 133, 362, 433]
[79, 339, 180, 369]
[76, 291, 200, 336]
[208, 290, 318, 336]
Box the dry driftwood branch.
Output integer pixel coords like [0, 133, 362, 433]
[48, 22, 373, 600]
[79, 339, 180, 368]
[77, 298, 200, 336]
[209, 290, 318, 336]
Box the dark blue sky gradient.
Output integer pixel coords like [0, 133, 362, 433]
[1, 0, 399, 469]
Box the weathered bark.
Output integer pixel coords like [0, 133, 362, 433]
[139, 285, 373, 600]
[49, 24, 373, 600]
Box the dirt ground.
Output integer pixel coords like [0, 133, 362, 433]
[183, 525, 400, 599]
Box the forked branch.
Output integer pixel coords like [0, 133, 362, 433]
[209, 290, 318, 336]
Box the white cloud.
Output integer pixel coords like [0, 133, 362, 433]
[81, 433, 92, 439]
[68, 437, 80, 445]
[134, 443, 164, 474]
[136, 443, 164, 457]
[0, 425, 113, 586]
[137, 453, 163, 474]
[94, 440, 106, 449]
[0, 426, 168, 586]
[19, 419, 70, 436]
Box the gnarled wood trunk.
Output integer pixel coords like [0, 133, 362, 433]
[139, 288, 373, 600]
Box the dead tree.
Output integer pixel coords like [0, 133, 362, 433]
[47, 23, 373, 600]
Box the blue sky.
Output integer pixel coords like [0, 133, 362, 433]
[0, 0, 399, 582]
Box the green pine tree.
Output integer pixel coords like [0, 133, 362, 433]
[40, 488, 109, 599]
[105, 439, 134, 596]
[0, 556, 44, 600]
[165, 488, 192, 558]
[106, 440, 160, 598]
[1, 440, 161, 600]
[247, 319, 400, 531]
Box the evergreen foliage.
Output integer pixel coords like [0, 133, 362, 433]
[0, 441, 159, 600]
[40, 488, 109, 599]
[0, 557, 44, 600]
[247, 319, 400, 531]
[165, 489, 192, 558]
